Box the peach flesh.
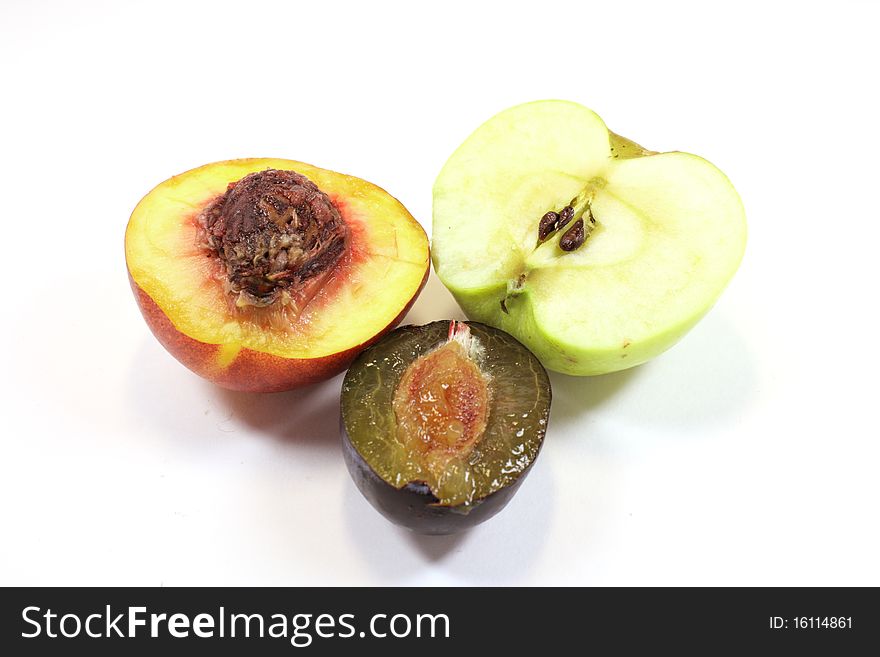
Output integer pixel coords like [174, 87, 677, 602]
[125, 158, 430, 392]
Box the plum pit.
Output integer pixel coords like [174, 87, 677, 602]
[392, 321, 490, 475]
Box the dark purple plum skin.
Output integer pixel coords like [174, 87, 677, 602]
[341, 418, 535, 535]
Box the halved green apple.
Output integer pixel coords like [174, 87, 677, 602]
[432, 100, 746, 375]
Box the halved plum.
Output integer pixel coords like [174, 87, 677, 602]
[125, 158, 429, 392]
[341, 320, 551, 534]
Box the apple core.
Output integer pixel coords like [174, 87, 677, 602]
[534, 180, 602, 251]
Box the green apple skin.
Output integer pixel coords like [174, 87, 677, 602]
[438, 282, 715, 376]
[432, 100, 747, 376]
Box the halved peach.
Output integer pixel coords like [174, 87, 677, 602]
[125, 158, 429, 392]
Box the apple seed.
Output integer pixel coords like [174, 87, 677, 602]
[559, 218, 586, 252]
[537, 211, 560, 241]
[557, 205, 575, 230]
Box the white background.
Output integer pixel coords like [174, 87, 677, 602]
[2, 0, 878, 586]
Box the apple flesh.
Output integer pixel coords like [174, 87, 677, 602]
[432, 101, 746, 375]
[126, 158, 429, 392]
